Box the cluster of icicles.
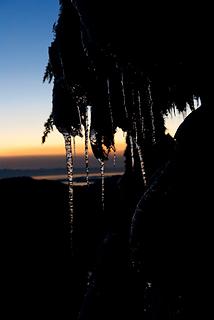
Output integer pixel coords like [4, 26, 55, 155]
[61, 75, 156, 248]
[62, 105, 105, 246]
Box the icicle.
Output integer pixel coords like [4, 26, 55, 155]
[77, 105, 82, 127]
[129, 134, 135, 169]
[147, 81, 156, 144]
[113, 151, 116, 167]
[133, 122, 147, 186]
[135, 141, 147, 186]
[99, 159, 105, 211]
[63, 132, 74, 246]
[143, 281, 153, 315]
[106, 78, 114, 130]
[137, 90, 145, 140]
[121, 72, 129, 119]
[73, 137, 76, 157]
[182, 110, 187, 119]
[85, 106, 90, 186]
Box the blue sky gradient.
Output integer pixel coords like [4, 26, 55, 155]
[0, 0, 62, 158]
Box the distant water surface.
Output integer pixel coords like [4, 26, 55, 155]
[32, 171, 123, 186]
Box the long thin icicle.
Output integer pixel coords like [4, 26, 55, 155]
[77, 105, 82, 127]
[85, 106, 90, 186]
[113, 151, 116, 167]
[63, 132, 74, 246]
[133, 122, 147, 186]
[137, 90, 145, 140]
[129, 134, 135, 169]
[147, 81, 156, 144]
[121, 72, 129, 119]
[121, 73, 135, 170]
[107, 78, 114, 130]
[73, 136, 76, 157]
[99, 159, 105, 211]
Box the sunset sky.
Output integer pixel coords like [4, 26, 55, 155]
[0, 0, 185, 169]
[0, 0, 60, 157]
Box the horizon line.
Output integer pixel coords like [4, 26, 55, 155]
[0, 151, 125, 159]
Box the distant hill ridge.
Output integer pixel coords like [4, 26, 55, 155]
[0, 166, 124, 179]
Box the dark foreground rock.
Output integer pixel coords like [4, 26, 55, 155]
[0, 175, 129, 319]
[0, 177, 67, 317]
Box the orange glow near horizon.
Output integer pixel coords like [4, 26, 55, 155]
[1, 110, 189, 159]
[0, 114, 187, 159]
[0, 145, 65, 157]
[0, 128, 126, 158]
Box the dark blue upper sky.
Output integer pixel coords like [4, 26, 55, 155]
[0, 0, 62, 158]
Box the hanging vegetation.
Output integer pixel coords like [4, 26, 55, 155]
[43, 0, 212, 245]
[43, 0, 211, 166]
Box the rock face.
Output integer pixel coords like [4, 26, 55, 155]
[130, 105, 213, 318]
[0, 177, 66, 317]
[0, 175, 128, 319]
